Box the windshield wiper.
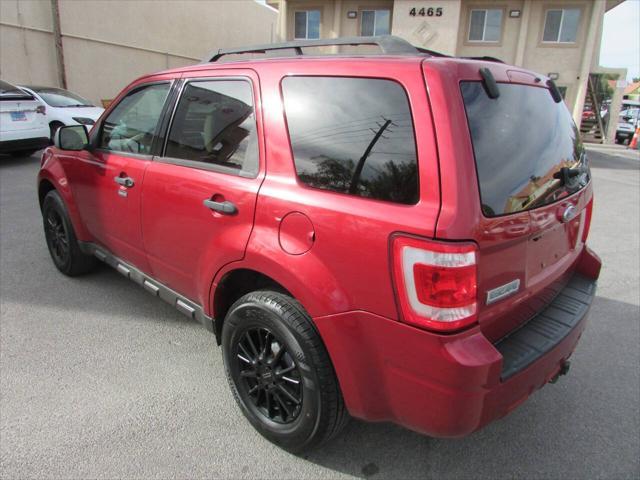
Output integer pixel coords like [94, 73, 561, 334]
[553, 165, 587, 187]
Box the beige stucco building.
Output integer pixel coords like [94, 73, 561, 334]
[269, 0, 626, 131]
[0, 0, 277, 104]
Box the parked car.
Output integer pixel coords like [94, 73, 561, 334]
[0, 80, 50, 156]
[37, 36, 601, 452]
[18, 85, 104, 141]
[616, 101, 640, 145]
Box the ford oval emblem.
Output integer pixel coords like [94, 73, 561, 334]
[562, 205, 577, 223]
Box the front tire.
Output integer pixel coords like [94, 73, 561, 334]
[222, 291, 348, 452]
[42, 190, 96, 276]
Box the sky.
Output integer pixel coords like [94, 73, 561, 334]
[599, 0, 640, 82]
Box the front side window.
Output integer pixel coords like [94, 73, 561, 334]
[165, 80, 258, 177]
[469, 9, 503, 42]
[294, 10, 321, 39]
[543, 8, 580, 43]
[282, 77, 418, 205]
[99, 83, 170, 155]
[361, 10, 391, 36]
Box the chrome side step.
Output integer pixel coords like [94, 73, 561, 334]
[80, 242, 215, 332]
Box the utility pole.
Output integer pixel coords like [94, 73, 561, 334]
[50, 0, 67, 89]
[348, 119, 392, 194]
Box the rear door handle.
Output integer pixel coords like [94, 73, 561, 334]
[114, 176, 134, 188]
[203, 199, 237, 215]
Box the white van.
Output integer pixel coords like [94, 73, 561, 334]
[616, 99, 640, 145]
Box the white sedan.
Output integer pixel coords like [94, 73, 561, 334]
[18, 85, 104, 141]
[0, 80, 50, 156]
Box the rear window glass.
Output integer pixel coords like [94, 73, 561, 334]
[461, 82, 589, 217]
[0, 80, 33, 100]
[282, 76, 418, 205]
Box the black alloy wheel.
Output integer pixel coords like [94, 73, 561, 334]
[235, 327, 303, 424]
[41, 190, 96, 276]
[44, 207, 70, 266]
[222, 291, 348, 452]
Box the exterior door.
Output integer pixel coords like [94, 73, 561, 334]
[64, 81, 172, 271]
[141, 71, 264, 307]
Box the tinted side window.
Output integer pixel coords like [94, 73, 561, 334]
[165, 80, 258, 177]
[282, 77, 418, 204]
[99, 83, 170, 154]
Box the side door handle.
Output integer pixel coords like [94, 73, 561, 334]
[114, 176, 135, 188]
[203, 199, 237, 215]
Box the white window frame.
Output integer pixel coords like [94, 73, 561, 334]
[294, 10, 321, 40]
[360, 9, 391, 37]
[542, 8, 581, 44]
[468, 9, 503, 43]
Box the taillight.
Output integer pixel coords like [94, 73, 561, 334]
[392, 235, 478, 332]
[36, 105, 46, 115]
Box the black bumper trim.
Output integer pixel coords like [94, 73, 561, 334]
[495, 274, 596, 380]
[0, 137, 50, 153]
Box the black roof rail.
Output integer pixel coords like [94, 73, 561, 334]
[203, 35, 441, 63]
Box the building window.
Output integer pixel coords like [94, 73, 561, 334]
[361, 10, 391, 36]
[468, 9, 503, 42]
[295, 10, 321, 39]
[543, 9, 581, 43]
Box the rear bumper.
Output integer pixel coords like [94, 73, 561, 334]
[0, 136, 50, 153]
[314, 246, 601, 437]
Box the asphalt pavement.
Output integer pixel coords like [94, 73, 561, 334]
[1, 146, 638, 479]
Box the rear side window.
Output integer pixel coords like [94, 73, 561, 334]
[461, 82, 589, 217]
[282, 77, 418, 204]
[165, 80, 258, 177]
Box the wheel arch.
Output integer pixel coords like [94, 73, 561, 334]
[212, 267, 293, 343]
[38, 167, 92, 242]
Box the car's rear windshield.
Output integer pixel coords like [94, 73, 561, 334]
[0, 80, 34, 101]
[461, 82, 589, 217]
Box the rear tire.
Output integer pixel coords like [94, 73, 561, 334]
[222, 291, 348, 453]
[42, 190, 96, 276]
[49, 121, 65, 142]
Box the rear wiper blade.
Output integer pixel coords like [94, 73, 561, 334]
[553, 165, 586, 186]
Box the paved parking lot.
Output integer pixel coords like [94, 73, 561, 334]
[1, 147, 638, 479]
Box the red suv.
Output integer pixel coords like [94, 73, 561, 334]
[38, 36, 601, 452]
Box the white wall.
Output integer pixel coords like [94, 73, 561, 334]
[0, 0, 277, 104]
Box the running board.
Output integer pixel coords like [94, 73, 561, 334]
[81, 242, 215, 332]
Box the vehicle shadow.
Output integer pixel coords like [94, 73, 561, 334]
[0, 151, 43, 167]
[301, 295, 639, 479]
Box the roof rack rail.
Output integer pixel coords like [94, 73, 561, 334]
[203, 35, 440, 63]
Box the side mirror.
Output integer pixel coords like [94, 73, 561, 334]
[54, 125, 89, 151]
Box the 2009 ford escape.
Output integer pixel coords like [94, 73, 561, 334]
[37, 36, 601, 452]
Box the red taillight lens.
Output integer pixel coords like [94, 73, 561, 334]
[414, 263, 477, 308]
[36, 105, 46, 115]
[392, 236, 478, 332]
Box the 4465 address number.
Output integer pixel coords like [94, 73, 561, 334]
[409, 7, 443, 17]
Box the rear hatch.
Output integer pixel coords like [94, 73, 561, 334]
[426, 61, 593, 341]
[0, 81, 44, 132]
